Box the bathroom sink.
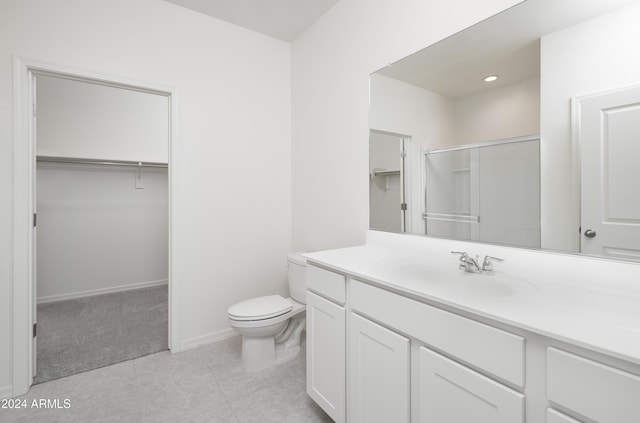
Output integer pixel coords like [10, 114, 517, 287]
[446, 272, 539, 298]
[390, 264, 540, 299]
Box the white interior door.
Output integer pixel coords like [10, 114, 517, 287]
[577, 85, 640, 260]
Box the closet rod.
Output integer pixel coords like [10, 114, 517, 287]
[36, 156, 168, 168]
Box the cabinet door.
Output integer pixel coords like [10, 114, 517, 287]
[419, 347, 524, 423]
[349, 313, 410, 423]
[306, 291, 346, 423]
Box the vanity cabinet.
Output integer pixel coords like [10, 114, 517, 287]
[349, 312, 410, 423]
[350, 279, 523, 423]
[306, 265, 346, 423]
[350, 279, 525, 388]
[304, 252, 640, 423]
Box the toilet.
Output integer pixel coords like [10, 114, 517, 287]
[228, 253, 307, 370]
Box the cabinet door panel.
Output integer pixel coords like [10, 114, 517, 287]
[419, 347, 524, 423]
[352, 279, 525, 387]
[306, 291, 345, 423]
[350, 313, 410, 423]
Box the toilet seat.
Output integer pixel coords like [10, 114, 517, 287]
[228, 295, 293, 321]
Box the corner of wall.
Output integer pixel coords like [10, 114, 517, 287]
[179, 328, 238, 352]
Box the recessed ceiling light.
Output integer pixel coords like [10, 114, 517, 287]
[484, 75, 499, 82]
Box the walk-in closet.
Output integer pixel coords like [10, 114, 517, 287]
[34, 73, 169, 383]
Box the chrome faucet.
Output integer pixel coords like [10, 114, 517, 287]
[451, 251, 481, 273]
[481, 255, 505, 275]
[451, 251, 504, 275]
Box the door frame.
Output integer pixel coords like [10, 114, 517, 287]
[12, 57, 181, 396]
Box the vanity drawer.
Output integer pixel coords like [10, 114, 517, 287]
[351, 280, 525, 388]
[307, 264, 346, 304]
[546, 347, 640, 423]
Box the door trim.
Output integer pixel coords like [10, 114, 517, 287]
[11, 57, 181, 396]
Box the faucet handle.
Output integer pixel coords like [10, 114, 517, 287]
[483, 255, 504, 263]
[451, 251, 468, 258]
[482, 255, 504, 274]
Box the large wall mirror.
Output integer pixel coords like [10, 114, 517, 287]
[369, 0, 640, 262]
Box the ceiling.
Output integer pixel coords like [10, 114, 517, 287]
[163, 0, 340, 42]
[376, 0, 640, 99]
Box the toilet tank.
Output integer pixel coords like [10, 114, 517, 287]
[287, 252, 307, 304]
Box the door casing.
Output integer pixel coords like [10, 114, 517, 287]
[11, 57, 181, 397]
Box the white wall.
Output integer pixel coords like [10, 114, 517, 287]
[36, 75, 169, 163]
[292, 0, 521, 253]
[1, 0, 291, 396]
[36, 164, 168, 302]
[454, 77, 540, 145]
[369, 72, 539, 236]
[35, 75, 169, 302]
[540, 2, 640, 252]
[369, 73, 455, 234]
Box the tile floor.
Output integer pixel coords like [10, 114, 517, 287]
[0, 335, 331, 423]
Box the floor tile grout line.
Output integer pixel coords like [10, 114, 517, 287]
[4, 335, 324, 423]
[207, 360, 241, 422]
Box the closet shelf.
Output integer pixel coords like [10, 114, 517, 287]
[36, 156, 168, 168]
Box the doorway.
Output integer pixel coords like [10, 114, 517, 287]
[12, 59, 178, 394]
[369, 131, 408, 233]
[32, 73, 170, 383]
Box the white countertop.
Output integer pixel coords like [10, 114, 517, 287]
[304, 232, 640, 366]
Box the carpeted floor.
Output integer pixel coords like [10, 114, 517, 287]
[34, 285, 168, 384]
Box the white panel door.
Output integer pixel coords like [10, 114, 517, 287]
[419, 347, 524, 423]
[349, 313, 410, 423]
[306, 291, 345, 423]
[577, 85, 640, 260]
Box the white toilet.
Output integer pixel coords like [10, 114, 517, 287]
[228, 253, 307, 370]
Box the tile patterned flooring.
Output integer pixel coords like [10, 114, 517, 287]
[0, 336, 331, 423]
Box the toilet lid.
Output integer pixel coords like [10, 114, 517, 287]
[228, 295, 293, 321]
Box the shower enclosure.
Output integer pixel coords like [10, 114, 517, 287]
[424, 137, 540, 248]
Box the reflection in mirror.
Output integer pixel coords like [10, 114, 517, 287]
[369, 131, 407, 233]
[424, 137, 539, 248]
[369, 0, 640, 261]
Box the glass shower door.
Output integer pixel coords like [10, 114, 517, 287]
[424, 138, 540, 248]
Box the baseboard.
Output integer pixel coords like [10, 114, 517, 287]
[37, 279, 168, 304]
[0, 385, 13, 400]
[179, 328, 239, 352]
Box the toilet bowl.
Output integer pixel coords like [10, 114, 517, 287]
[228, 253, 307, 370]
